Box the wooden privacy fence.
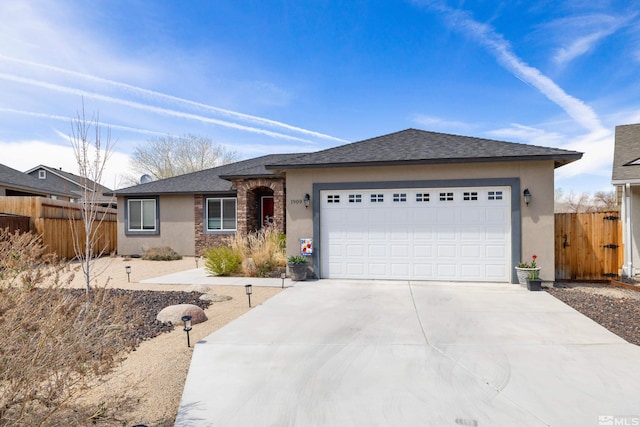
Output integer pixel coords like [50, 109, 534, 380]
[555, 211, 623, 281]
[0, 197, 117, 259]
[0, 213, 30, 233]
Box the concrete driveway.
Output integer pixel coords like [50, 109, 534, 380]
[175, 281, 640, 426]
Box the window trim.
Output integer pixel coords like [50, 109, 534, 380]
[125, 197, 160, 235]
[205, 197, 237, 233]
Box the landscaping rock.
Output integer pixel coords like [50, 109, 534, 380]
[199, 293, 232, 302]
[156, 304, 208, 325]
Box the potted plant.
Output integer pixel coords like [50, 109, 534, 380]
[287, 255, 309, 281]
[526, 270, 543, 291]
[515, 254, 541, 286]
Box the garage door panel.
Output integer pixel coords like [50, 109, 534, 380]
[461, 245, 482, 258]
[391, 244, 410, 257]
[368, 244, 387, 257]
[321, 186, 511, 282]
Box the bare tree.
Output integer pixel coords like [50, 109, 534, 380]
[69, 103, 116, 292]
[555, 188, 619, 213]
[128, 133, 238, 182]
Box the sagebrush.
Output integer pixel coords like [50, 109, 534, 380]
[142, 246, 183, 261]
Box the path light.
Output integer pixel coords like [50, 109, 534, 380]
[523, 188, 532, 206]
[125, 265, 131, 282]
[304, 193, 310, 208]
[245, 284, 253, 307]
[195, 256, 199, 268]
[181, 315, 193, 348]
[281, 271, 286, 289]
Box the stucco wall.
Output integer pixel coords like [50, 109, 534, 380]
[284, 160, 555, 281]
[117, 194, 196, 256]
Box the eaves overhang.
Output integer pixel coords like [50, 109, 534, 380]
[266, 153, 583, 171]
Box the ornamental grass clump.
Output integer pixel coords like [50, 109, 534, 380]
[203, 245, 243, 276]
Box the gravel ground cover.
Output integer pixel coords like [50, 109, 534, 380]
[547, 283, 640, 346]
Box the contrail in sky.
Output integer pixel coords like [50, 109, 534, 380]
[0, 73, 317, 144]
[414, 0, 608, 136]
[0, 54, 347, 143]
[0, 107, 167, 137]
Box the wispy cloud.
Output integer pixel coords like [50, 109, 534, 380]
[546, 14, 634, 67]
[411, 114, 470, 131]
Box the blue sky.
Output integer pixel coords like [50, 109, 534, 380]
[1, 1, 639, 192]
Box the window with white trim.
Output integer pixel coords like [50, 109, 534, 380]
[38, 170, 46, 179]
[393, 193, 407, 202]
[348, 194, 362, 203]
[206, 198, 237, 231]
[439, 192, 454, 201]
[416, 193, 430, 202]
[371, 194, 384, 203]
[463, 191, 478, 201]
[488, 191, 503, 201]
[128, 199, 157, 231]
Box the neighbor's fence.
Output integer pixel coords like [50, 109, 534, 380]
[0, 213, 30, 233]
[0, 197, 117, 259]
[555, 211, 623, 281]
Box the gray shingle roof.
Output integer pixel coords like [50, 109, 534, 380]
[111, 154, 300, 196]
[612, 124, 640, 183]
[0, 164, 71, 197]
[266, 128, 583, 170]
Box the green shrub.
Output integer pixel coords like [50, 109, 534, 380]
[287, 255, 308, 264]
[142, 246, 183, 261]
[204, 245, 242, 276]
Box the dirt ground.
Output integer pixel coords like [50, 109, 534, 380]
[67, 256, 282, 426]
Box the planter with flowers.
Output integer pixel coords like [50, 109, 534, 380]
[515, 255, 541, 289]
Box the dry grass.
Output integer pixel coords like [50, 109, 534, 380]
[234, 227, 286, 277]
[0, 229, 139, 426]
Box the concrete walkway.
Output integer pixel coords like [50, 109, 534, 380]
[175, 280, 640, 426]
[140, 267, 294, 288]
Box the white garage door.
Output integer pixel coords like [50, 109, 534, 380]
[320, 186, 511, 282]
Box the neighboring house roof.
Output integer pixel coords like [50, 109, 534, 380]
[612, 123, 640, 184]
[26, 165, 113, 200]
[266, 128, 583, 170]
[110, 154, 301, 196]
[0, 163, 70, 197]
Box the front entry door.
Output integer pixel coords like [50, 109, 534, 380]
[261, 196, 274, 228]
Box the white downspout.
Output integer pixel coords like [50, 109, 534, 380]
[625, 183, 634, 277]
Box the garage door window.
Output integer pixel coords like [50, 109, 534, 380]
[463, 191, 478, 201]
[371, 194, 384, 203]
[349, 194, 362, 203]
[439, 192, 454, 201]
[488, 191, 503, 200]
[416, 193, 430, 202]
[393, 193, 407, 202]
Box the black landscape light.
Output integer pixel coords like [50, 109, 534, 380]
[245, 284, 253, 307]
[304, 193, 310, 208]
[523, 188, 532, 206]
[125, 265, 131, 282]
[281, 271, 286, 289]
[182, 315, 193, 348]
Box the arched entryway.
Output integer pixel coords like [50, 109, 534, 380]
[247, 186, 274, 233]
